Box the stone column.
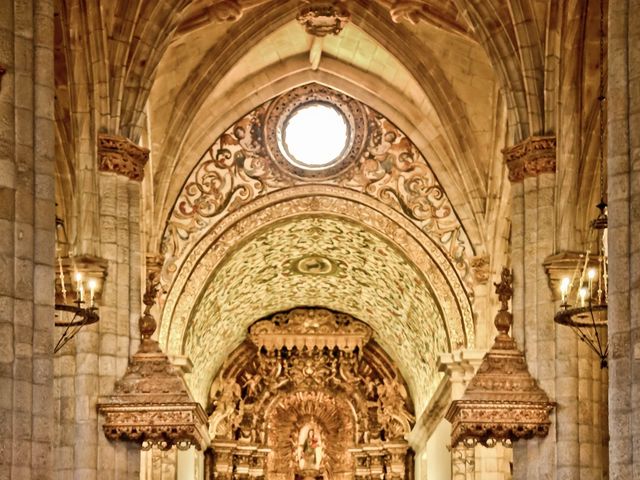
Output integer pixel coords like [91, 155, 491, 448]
[0, 0, 55, 478]
[607, 0, 640, 478]
[506, 135, 607, 479]
[53, 134, 147, 479]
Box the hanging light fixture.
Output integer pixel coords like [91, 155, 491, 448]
[54, 217, 101, 353]
[554, 0, 608, 368]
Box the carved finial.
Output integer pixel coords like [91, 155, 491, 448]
[493, 267, 514, 339]
[140, 272, 160, 341]
[494, 267, 513, 312]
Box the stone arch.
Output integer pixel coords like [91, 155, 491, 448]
[159, 188, 473, 413]
[151, 5, 488, 243]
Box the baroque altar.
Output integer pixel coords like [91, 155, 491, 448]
[206, 308, 415, 480]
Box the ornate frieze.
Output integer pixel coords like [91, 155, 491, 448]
[98, 274, 209, 450]
[445, 268, 555, 447]
[502, 135, 556, 182]
[98, 133, 150, 181]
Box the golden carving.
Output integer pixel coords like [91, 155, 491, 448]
[206, 308, 414, 478]
[445, 268, 555, 447]
[502, 135, 556, 182]
[98, 274, 209, 450]
[250, 308, 372, 351]
[297, 1, 351, 37]
[98, 133, 150, 181]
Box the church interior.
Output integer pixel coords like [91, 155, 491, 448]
[1, 0, 639, 478]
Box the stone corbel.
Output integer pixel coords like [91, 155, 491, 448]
[502, 135, 556, 182]
[470, 255, 490, 284]
[98, 133, 150, 181]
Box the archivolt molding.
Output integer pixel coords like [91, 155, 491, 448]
[162, 84, 475, 289]
[159, 190, 474, 413]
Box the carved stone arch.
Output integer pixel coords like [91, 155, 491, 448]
[153, 3, 486, 241]
[159, 189, 474, 412]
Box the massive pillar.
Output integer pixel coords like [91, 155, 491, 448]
[507, 136, 608, 479]
[607, 0, 640, 478]
[0, 0, 55, 478]
[53, 136, 146, 479]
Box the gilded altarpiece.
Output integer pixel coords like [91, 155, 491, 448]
[206, 308, 415, 480]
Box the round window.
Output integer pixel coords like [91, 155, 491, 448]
[280, 102, 349, 170]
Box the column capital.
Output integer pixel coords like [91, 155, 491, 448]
[98, 133, 150, 181]
[502, 135, 556, 182]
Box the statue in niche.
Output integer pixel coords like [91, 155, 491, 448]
[296, 423, 324, 471]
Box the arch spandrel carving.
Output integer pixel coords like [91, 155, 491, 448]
[161, 83, 475, 290]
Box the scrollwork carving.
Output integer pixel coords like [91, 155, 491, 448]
[163, 84, 473, 289]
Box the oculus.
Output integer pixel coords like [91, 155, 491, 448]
[281, 102, 348, 169]
[264, 83, 368, 179]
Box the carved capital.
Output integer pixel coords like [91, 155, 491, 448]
[502, 135, 556, 182]
[98, 133, 149, 181]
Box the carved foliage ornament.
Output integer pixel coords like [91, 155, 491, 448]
[98, 133, 150, 181]
[502, 135, 556, 183]
[445, 268, 555, 447]
[98, 274, 209, 450]
[163, 83, 474, 288]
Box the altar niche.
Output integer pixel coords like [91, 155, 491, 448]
[205, 307, 415, 480]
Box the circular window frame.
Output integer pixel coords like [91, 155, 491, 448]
[264, 84, 369, 180]
[280, 101, 350, 171]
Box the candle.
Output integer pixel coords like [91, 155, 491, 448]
[88, 279, 97, 307]
[560, 277, 570, 304]
[579, 287, 587, 307]
[588, 268, 596, 301]
[75, 272, 83, 303]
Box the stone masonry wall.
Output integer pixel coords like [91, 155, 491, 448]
[607, 0, 640, 478]
[0, 0, 56, 478]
